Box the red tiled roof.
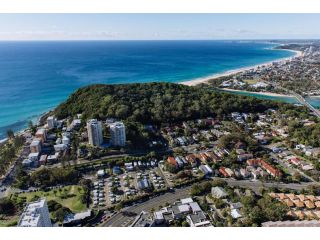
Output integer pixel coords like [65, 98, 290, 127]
[219, 167, 230, 177]
[186, 154, 197, 163]
[247, 158, 282, 177]
[167, 156, 177, 166]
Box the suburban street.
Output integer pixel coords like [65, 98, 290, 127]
[269, 152, 317, 183]
[100, 177, 318, 227]
[0, 144, 30, 198]
[101, 185, 193, 227]
[223, 178, 318, 192]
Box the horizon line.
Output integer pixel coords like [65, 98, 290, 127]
[0, 38, 319, 42]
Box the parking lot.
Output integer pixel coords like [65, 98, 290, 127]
[92, 162, 169, 208]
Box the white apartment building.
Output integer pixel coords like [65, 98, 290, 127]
[109, 121, 126, 147]
[47, 116, 56, 129]
[17, 198, 52, 227]
[87, 119, 103, 146]
[30, 139, 42, 153]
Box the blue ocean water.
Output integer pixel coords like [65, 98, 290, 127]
[0, 40, 295, 138]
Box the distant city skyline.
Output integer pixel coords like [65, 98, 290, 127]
[0, 14, 320, 40]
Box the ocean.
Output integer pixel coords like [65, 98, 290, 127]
[0, 40, 297, 139]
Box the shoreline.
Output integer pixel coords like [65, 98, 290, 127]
[0, 46, 305, 142]
[219, 88, 295, 98]
[180, 48, 303, 86]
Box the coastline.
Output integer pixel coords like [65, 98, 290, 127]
[0, 46, 304, 141]
[219, 88, 295, 98]
[180, 48, 303, 86]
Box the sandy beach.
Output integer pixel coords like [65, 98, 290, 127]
[180, 48, 303, 86]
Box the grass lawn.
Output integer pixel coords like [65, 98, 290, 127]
[0, 215, 18, 227]
[243, 79, 258, 85]
[17, 185, 87, 213]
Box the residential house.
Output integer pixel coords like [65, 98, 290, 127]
[167, 156, 178, 168]
[211, 187, 228, 199]
[185, 154, 198, 167]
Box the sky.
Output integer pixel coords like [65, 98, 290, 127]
[0, 14, 320, 40]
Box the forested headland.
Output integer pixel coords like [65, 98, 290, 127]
[54, 82, 293, 124]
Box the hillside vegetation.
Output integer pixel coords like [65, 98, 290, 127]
[54, 82, 283, 123]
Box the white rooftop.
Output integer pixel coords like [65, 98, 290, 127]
[231, 209, 242, 219]
[178, 204, 191, 213]
[189, 202, 201, 212]
[28, 152, 39, 158]
[17, 198, 52, 227]
[211, 187, 228, 198]
[154, 211, 164, 220]
[30, 139, 41, 146]
[180, 197, 194, 204]
[109, 121, 125, 128]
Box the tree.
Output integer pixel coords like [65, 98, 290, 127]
[27, 121, 37, 134]
[240, 195, 255, 208]
[164, 163, 178, 173]
[247, 206, 265, 226]
[54, 82, 280, 127]
[55, 208, 66, 223]
[0, 198, 16, 215]
[190, 181, 212, 196]
[292, 172, 302, 182]
[14, 135, 25, 148]
[190, 183, 202, 196]
[181, 221, 189, 227]
[6, 129, 14, 139]
[212, 178, 227, 187]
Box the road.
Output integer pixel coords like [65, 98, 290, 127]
[269, 82, 320, 118]
[223, 178, 318, 192]
[292, 92, 320, 118]
[269, 152, 317, 183]
[101, 186, 193, 227]
[49, 149, 172, 169]
[100, 177, 318, 227]
[0, 144, 30, 198]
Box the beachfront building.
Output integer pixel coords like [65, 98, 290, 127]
[35, 128, 47, 142]
[47, 116, 56, 129]
[109, 121, 126, 147]
[17, 198, 52, 227]
[30, 139, 42, 153]
[87, 119, 103, 146]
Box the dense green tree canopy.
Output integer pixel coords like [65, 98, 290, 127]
[54, 82, 281, 124]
